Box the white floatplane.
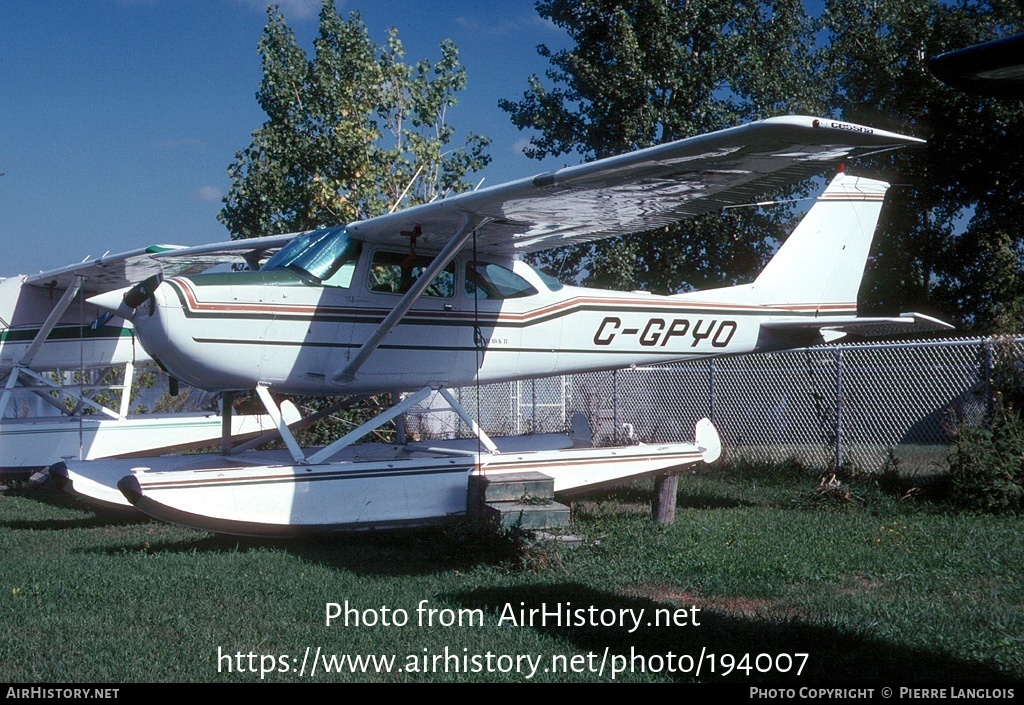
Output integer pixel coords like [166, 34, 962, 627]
[59, 116, 950, 535]
[0, 248, 280, 476]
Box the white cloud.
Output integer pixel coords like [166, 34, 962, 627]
[196, 186, 224, 202]
[512, 138, 534, 156]
[236, 0, 323, 21]
[116, 0, 326, 21]
[455, 14, 561, 35]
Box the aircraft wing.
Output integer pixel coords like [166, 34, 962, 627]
[929, 32, 1024, 99]
[23, 234, 295, 295]
[345, 115, 925, 255]
[51, 114, 937, 396]
[24, 116, 922, 294]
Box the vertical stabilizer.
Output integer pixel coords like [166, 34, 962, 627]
[747, 171, 888, 308]
[685, 171, 889, 312]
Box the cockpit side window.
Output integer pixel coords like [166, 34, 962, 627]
[535, 268, 565, 292]
[263, 228, 362, 288]
[465, 261, 538, 300]
[368, 251, 455, 297]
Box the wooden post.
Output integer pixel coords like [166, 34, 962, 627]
[652, 472, 679, 524]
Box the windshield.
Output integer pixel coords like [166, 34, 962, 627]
[263, 227, 360, 285]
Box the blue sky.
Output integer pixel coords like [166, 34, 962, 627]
[1, 0, 570, 278]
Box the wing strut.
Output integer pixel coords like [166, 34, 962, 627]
[331, 214, 484, 386]
[20, 276, 84, 368]
[0, 276, 87, 417]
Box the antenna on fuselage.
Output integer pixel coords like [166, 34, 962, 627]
[388, 166, 424, 213]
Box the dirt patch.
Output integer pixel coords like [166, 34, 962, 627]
[835, 572, 884, 596]
[626, 584, 807, 620]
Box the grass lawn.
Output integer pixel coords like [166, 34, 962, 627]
[1, 463, 1021, 683]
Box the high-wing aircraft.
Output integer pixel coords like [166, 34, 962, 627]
[0, 247, 281, 476]
[56, 116, 951, 535]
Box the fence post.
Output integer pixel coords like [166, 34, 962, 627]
[983, 337, 995, 416]
[531, 378, 537, 433]
[509, 381, 518, 435]
[709, 359, 717, 423]
[835, 347, 844, 472]
[561, 375, 568, 430]
[612, 369, 620, 442]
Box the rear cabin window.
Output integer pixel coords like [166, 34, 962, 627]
[368, 251, 455, 298]
[465, 261, 538, 300]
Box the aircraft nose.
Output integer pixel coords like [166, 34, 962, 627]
[86, 286, 138, 322]
[86, 273, 164, 322]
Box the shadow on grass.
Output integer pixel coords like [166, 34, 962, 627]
[444, 583, 1018, 684]
[674, 494, 757, 510]
[0, 481, 152, 531]
[0, 511, 150, 532]
[88, 523, 518, 577]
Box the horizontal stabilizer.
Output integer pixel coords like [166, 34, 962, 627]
[762, 312, 954, 341]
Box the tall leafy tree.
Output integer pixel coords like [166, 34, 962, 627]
[217, 1, 490, 443]
[220, 0, 490, 239]
[500, 0, 828, 293]
[818, 0, 1024, 332]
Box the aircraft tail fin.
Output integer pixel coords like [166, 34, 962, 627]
[687, 170, 888, 312]
[747, 170, 888, 309]
[682, 171, 955, 342]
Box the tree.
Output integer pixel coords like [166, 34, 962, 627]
[821, 0, 1024, 332]
[507, 0, 1024, 331]
[500, 0, 828, 293]
[217, 1, 491, 444]
[219, 0, 491, 239]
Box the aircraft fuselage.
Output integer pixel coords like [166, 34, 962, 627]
[129, 253, 839, 395]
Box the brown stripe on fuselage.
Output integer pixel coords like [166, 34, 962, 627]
[167, 277, 856, 327]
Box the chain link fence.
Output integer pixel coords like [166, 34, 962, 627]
[8, 337, 1010, 475]
[424, 336, 1014, 473]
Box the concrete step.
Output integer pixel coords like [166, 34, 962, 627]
[467, 471, 571, 530]
[468, 471, 555, 506]
[480, 500, 572, 530]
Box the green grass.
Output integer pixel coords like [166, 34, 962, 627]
[1, 465, 1022, 683]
